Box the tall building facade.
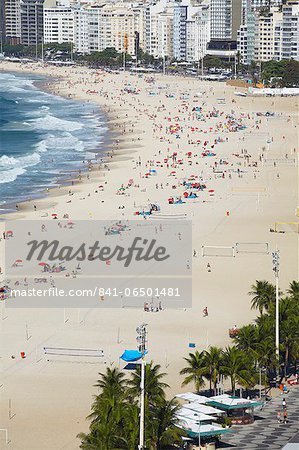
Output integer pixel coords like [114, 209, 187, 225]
[238, 0, 256, 64]
[254, 7, 282, 62]
[73, 3, 137, 55]
[281, 0, 299, 60]
[0, 0, 5, 45]
[208, 0, 242, 55]
[3, 0, 21, 44]
[210, 0, 242, 41]
[186, 5, 210, 62]
[44, 6, 74, 44]
[237, 0, 299, 63]
[173, 3, 187, 60]
[20, 0, 44, 45]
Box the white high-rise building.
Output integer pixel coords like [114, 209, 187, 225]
[73, 3, 91, 53]
[281, 0, 299, 60]
[254, 7, 282, 62]
[238, 0, 256, 64]
[186, 5, 210, 62]
[44, 6, 74, 43]
[100, 3, 136, 55]
[210, 0, 242, 41]
[147, 0, 174, 59]
[73, 2, 139, 55]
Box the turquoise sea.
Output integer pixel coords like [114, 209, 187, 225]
[0, 72, 107, 210]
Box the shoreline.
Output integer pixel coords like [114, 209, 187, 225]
[0, 67, 125, 217]
[0, 60, 297, 449]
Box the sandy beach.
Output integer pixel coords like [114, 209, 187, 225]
[0, 60, 298, 449]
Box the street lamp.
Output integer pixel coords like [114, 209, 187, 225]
[137, 323, 148, 450]
[272, 250, 280, 363]
[257, 361, 263, 399]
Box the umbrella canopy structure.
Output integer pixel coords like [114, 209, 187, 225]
[175, 392, 209, 404]
[183, 402, 225, 416]
[177, 407, 215, 422]
[120, 350, 146, 362]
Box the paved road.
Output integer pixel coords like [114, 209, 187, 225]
[220, 386, 299, 449]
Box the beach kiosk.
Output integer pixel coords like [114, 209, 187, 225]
[175, 393, 231, 449]
[206, 394, 263, 425]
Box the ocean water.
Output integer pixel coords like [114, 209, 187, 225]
[0, 72, 108, 210]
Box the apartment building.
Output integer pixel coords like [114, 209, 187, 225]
[3, 0, 21, 44]
[210, 0, 242, 41]
[254, 8, 282, 62]
[44, 6, 74, 43]
[20, 0, 44, 45]
[173, 2, 187, 60]
[73, 3, 137, 55]
[281, 0, 299, 60]
[186, 5, 210, 62]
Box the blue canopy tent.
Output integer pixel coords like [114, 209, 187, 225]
[120, 350, 147, 362]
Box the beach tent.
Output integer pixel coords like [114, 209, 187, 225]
[207, 394, 262, 409]
[175, 392, 209, 403]
[120, 350, 146, 362]
[177, 408, 215, 422]
[183, 402, 225, 416]
[178, 419, 231, 439]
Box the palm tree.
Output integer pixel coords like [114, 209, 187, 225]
[255, 339, 277, 385]
[287, 280, 299, 301]
[180, 351, 206, 392]
[119, 403, 140, 450]
[278, 297, 299, 379]
[79, 366, 130, 449]
[233, 324, 259, 357]
[249, 280, 276, 314]
[255, 312, 275, 339]
[202, 347, 223, 395]
[94, 366, 127, 397]
[149, 398, 185, 450]
[79, 396, 124, 449]
[221, 346, 257, 396]
[78, 426, 111, 450]
[127, 361, 169, 406]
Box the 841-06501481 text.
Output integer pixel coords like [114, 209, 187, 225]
[10, 286, 182, 298]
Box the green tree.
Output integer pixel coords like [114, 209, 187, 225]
[180, 351, 206, 392]
[233, 324, 259, 357]
[120, 403, 140, 450]
[94, 366, 127, 398]
[275, 297, 299, 379]
[249, 60, 259, 86]
[79, 395, 125, 450]
[202, 346, 223, 395]
[127, 361, 169, 406]
[281, 59, 299, 87]
[221, 346, 257, 395]
[249, 280, 276, 314]
[287, 280, 299, 301]
[149, 398, 185, 450]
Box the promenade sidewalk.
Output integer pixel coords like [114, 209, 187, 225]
[221, 386, 299, 449]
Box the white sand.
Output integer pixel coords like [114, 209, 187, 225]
[0, 61, 298, 449]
